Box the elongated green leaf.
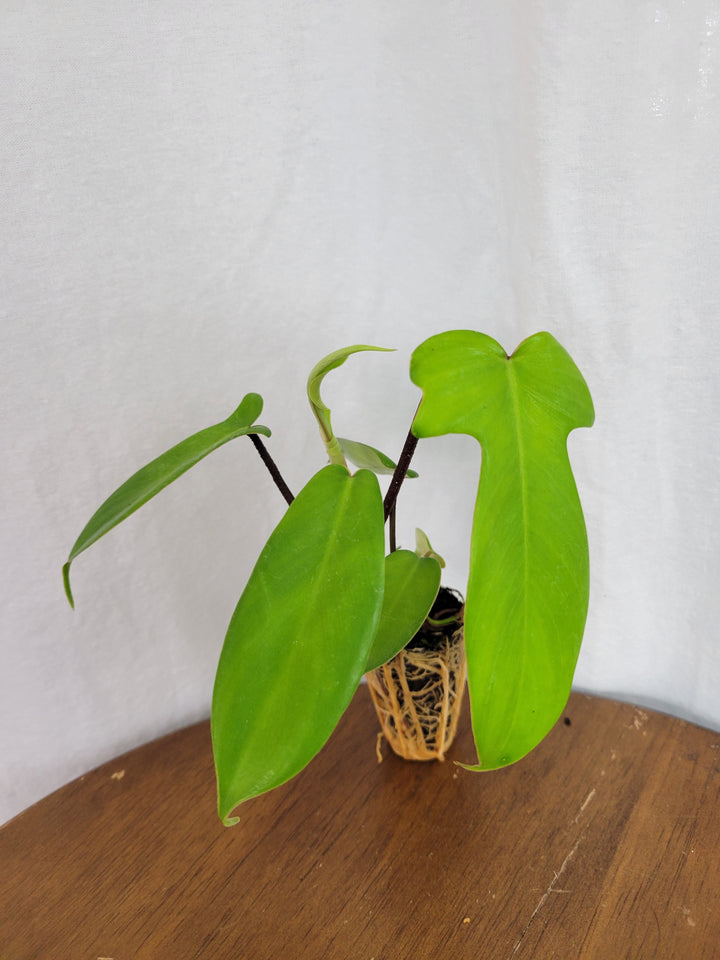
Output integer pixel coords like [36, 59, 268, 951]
[337, 437, 418, 478]
[364, 550, 441, 672]
[212, 464, 385, 825]
[411, 331, 594, 770]
[306, 345, 392, 465]
[63, 393, 270, 606]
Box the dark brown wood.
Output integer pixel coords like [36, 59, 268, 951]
[1, 691, 719, 958]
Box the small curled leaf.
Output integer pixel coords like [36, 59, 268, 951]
[338, 437, 418, 478]
[415, 528, 445, 568]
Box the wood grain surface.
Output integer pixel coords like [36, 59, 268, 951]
[1, 690, 718, 959]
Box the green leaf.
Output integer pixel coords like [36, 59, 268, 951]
[212, 464, 385, 825]
[63, 393, 270, 607]
[337, 437, 418, 478]
[411, 331, 594, 770]
[306, 345, 393, 466]
[364, 550, 441, 672]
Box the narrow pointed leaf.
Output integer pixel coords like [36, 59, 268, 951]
[306, 345, 393, 465]
[411, 331, 594, 770]
[364, 550, 441, 672]
[212, 464, 385, 825]
[338, 437, 418, 478]
[63, 393, 270, 606]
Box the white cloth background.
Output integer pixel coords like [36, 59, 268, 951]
[2, 1, 719, 825]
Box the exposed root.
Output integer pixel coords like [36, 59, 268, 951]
[366, 624, 466, 762]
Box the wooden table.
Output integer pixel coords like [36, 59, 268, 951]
[1, 690, 719, 958]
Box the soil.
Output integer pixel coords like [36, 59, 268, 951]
[406, 585, 464, 652]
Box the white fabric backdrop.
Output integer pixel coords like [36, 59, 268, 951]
[2, 1, 719, 825]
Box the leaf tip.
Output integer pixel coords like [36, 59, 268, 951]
[454, 760, 483, 773]
[62, 562, 75, 609]
[235, 391, 264, 420]
[218, 789, 243, 827]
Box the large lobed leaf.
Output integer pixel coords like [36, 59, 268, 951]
[411, 331, 594, 770]
[63, 393, 270, 606]
[212, 464, 385, 825]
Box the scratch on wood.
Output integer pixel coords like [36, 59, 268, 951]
[508, 835, 584, 958]
[574, 787, 596, 823]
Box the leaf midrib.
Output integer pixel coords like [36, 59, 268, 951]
[503, 361, 529, 758]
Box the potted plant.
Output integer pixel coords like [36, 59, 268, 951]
[63, 329, 594, 826]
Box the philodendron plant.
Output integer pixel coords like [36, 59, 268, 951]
[64, 330, 594, 826]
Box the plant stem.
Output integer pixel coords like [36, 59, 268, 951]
[383, 426, 419, 522]
[388, 505, 397, 553]
[248, 434, 294, 505]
